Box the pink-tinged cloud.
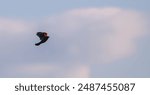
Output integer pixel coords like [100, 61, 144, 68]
[13, 63, 89, 78]
[64, 64, 90, 77]
[0, 17, 35, 35]
[46, 7, 147, 64]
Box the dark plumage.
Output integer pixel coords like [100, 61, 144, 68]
[35, 32, 49, 46]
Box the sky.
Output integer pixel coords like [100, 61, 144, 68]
[0, 0, 149, 77]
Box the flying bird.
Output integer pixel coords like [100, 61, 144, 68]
[35, 32, 49, 46]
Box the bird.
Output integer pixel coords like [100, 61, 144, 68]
[35, 32, 49, 46]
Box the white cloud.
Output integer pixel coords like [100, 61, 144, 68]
[46, 7, 146, 64]
[0, 17, 35, 34]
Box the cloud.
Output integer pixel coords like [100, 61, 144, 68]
[0, 17, 35, 34]
[64, 64, 90, 78]
[0, 7, 147, 77]
[16, 63, 60, 77]
[3, 63, 89, 78]
[46, 7, 147, 64]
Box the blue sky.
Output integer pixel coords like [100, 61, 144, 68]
[0, 0, 149, 77]
[0, 0, 149, 18]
